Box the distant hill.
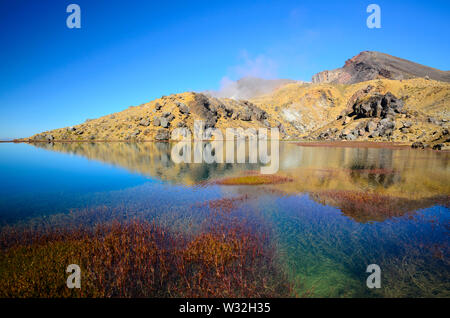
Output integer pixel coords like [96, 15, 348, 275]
[312, 51, 450, 84]
[206, 77, 299, 100]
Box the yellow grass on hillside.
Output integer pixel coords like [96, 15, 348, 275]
[19, 78, 449, 147]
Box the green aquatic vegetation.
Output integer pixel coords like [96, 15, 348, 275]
[263, 195, 450, 297]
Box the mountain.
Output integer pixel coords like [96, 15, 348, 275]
[311, 51, 450, 84]
[251, 77, 449, 148]
[22, 91, 300, 142]
[19, 52, 450, 149]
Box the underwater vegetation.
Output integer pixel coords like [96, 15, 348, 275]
[0, 206, 292, 298]
[265, 194, 450, 297]
[214, 174, 293, 186]
[0, 143, 449, 298]
[311, 190, 450, 223]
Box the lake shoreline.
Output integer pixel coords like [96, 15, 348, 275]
[4, 139, 449, 152]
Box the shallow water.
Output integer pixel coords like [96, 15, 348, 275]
[0, 142, 449, 297]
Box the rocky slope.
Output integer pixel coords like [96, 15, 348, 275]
[20, 52, 450, 149]
[250, 77, 449, 148]
[23, 92, 298, 142]
[312, 51, 450, 84]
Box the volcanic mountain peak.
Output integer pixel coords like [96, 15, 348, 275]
[312, 51, 450, 84]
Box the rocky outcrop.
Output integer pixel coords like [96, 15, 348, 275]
[350, 92, 404, 119]
[155, 129, 170, 141]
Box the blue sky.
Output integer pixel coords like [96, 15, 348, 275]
[0, 0, 449, 139]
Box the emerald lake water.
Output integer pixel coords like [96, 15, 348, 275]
[0, 142, 449, 297]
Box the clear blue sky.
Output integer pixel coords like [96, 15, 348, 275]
[0, 0, 449, 139]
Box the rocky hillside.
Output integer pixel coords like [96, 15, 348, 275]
[23, 92, 297, 142]
[312, 51, 450, 84]
[20, 52, 450, 149]
[251, 78, 449, 149]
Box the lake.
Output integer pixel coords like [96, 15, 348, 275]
[0, 141, 448, 297]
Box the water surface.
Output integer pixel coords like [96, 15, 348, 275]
[0, 142, 448, 297]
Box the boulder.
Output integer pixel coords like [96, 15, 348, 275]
[205, 116, 218, 128]
[432, 143, 444, 150]
[351, 92, 404, 119]
[369, 131, 380, 138]
[177, 103, 190, 115]
[411, 142, 425, 149]
[366, 121, 378, 133]
[225, 108, 234, 117]
[402, 121, 412, 128]
[252, 108, 267, 121]
[160, 117, 170, 128]
[240, 111, 252, 121]
[155, 129, 170, 141]
[139, 118, 151, 127]
[400, 127, 411, 134]
[153, 117, 161, 126]
[377, 118, 395, 136]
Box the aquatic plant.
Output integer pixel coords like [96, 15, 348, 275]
[311, 190, 450, 223]
[265, 194, 450, 297]
[201, 195, 250, 214]
[214, 174, 293, 186]
[0, 218, 292, 298]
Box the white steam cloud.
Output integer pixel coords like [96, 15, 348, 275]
[206, 51, 299, 100]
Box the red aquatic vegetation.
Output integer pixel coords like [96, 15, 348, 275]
[203, 195, 250, 214]
[0, 219, 292, 298]
[213, 174, 293, 186]
[310, 190, 450, 223]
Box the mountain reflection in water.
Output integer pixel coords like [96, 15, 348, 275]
[31, 141, 449, 223]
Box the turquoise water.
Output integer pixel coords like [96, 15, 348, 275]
[0, 142, 449, 297]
